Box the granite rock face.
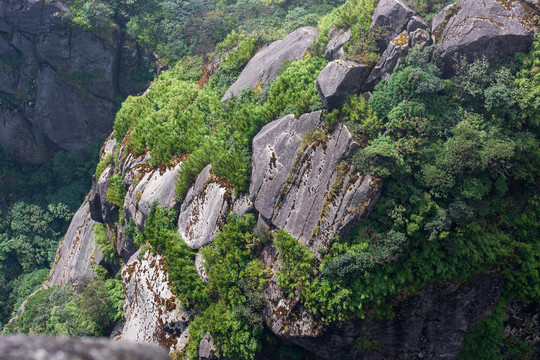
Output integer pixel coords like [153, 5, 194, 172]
[222, 26, 318, 102]
[124, 163, 182, 231]
[324, 28, 351, 61]
[0, 0, 153, 164]
[120, 249, 192, 354]
[199, 332, 218, 359]
[250, 111, 381, 254]
[48, 201, 103, 287]
[370, 0, 415, 48]
[0, 335, 170, 360]
[178, 164, 253, 249]
[316, 60, 371, 110]
[364, 31, 411, 90]
[432, 0, 536, 71]
[278, 273, 505, 359]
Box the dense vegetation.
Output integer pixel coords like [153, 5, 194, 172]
[2, 0, 538, 359]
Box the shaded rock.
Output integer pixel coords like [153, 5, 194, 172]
[34, 65, 116, 152]
[409, 28, 431, 49]
[0, 335, 170, 360]
[275, 273, 504, 359]
[177, 164, 233, 249]
[250, 111, 381, 254]
[316, 60, 371, 110]
[324, 28, 351, 61]
[222, 26, 318, 102]
[364, 31, 410, 91]
[0, 61, 18, 94]
[406, 15, 427, 32]
[432, 0, 536, 72]
[199, 332, 218, 359]
[124, 162, 182, 231]
[370, 0, 415, 49]
[89, 164, 118, 224]
[121, 248, 192, 354]
[48, 201, 103, 287]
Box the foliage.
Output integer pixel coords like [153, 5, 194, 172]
[94, 153, 111, 179]
[3, 277, 124, 336]
[93, 223, 118, 264]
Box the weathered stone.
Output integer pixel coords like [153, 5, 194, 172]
[90, 164, 118, 224]
[324, 28, 351, 61]
[195, 251, 208, 284]
[276, 273, 505, 360]
[0, 335, 170, 360]
[0, 61, 18, 94]
[432, 0, 536, 72]
[370, 0, 415, 49]
[33, 65, 116, 152]
[0, 0, 70, 35]
[316, 60, 371, 110]
[48, 201, 103, 287]
[409, 28, 431, 49]
[121, 249, 192, 354]
[364, 31, 410, 91]
[124, 163, 182, 231]
[199, 332, 218, 359]
[250, 111, 381, 254]
[222, 27, 318, 102]
[177, 164, 233, 249]
[406, 15, 427, 32]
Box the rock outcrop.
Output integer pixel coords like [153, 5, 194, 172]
[120, 248, 192, 354]
[370, 0, 415, 49]
[0, 0, 153, 164]
[222, 26, 318, 102]
[274, 273, 504, 359]
[432, 0, 536, 71]
[48, 201, 103, 287]
[250, 111, 381, 254]
[0, 335, 170, 360]
[316, 60, 371, 110]
[124, 163, 182, 231]
[324, 28, 351, 61]
[177, 164, 253, 249]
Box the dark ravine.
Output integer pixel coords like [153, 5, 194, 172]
[0, 0, 154, 164]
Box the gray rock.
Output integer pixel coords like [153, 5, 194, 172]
[364, 31, 410, 91]
[0, 0, 70, 35]
[195, 251, 208, 284]
[222, 27, 318, 102]
[370, 0, 415, 49]
[409, 28, 431, 49]
[0, 335, 170, 360]
[406, 15, 427, 32]
[316, 60, 371, 110]
[432, 0, 536, 71]
[48, 201, 103, 287]
[250, 111, 381, 254]
[324, 28, 351, 61]
[124, 162, 182, 230]
[199, 332, 218, 359]
[89, 164, 118, 224]
[121, 249, 192, 354]
[276, 273, 505, 359]
[33, 65, 115, 152]
[177, 164, 233, 249]
[0, 61, 18, 94]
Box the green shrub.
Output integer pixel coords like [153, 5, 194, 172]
[94, 153, 111, 179]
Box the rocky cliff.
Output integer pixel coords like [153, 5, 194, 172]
[0, 0, 154, 164]
[36, 0, 539, 358]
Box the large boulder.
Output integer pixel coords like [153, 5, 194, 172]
[48, 201, 103, 287]
[177, 164, 253, 249]
[124, 162, 182, 231]
[432, 0, 536, 71]
[370, 0, 415, 49]
[222, 27, 318, 102]
[316, 60, 371, 110]
[324, 28, 351, 61]
[120, 248, 192, 354]
[250, 111, 381, 254]
[0, 336, 169, 360]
